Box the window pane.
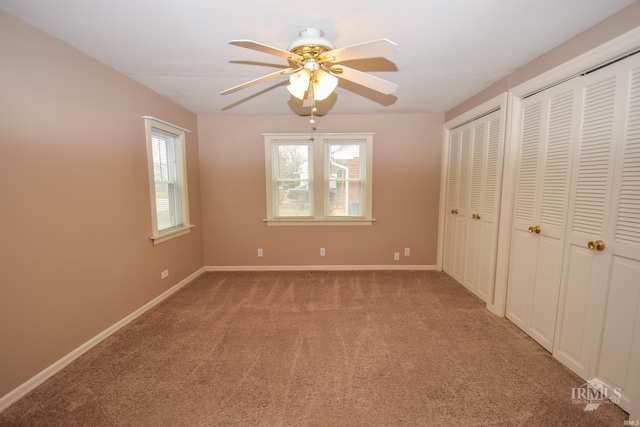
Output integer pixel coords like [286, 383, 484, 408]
[327, 142, 364, 217]
[152, 129, 182, 230]
[274, 143, 312, 217]
[155, 182, 172, 230]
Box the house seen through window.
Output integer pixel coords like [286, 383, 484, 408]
[264, 133, 374, 225]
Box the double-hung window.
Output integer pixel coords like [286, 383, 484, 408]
[144, 117, 192, 244]
[264, 133, 374, 225]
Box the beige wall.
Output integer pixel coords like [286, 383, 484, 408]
[446, 1, 640, 121]
[0, 13, 204, 397]
[198, 113, 444, 267]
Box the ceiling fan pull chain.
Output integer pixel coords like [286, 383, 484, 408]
[310, 102, 316, 124]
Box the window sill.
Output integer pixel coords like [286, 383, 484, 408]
[263, 218, 375, 226]
[150, 224, 195, 245]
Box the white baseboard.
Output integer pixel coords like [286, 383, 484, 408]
[205, 264, 438, 272]
[0, 267, 206, 413]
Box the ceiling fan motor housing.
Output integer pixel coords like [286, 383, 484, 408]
[288, 27, 334, 54]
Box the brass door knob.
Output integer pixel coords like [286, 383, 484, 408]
[475, 213, 481, 220]
[472, 214, 477, 219]
[451, 209, 458, 214]
[587, 240, 605, 251]
[528, 225, 541, 234]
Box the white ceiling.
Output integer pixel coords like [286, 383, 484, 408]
[1, 0, 636, 116]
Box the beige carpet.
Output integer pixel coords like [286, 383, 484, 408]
[0, 271, 628, 425]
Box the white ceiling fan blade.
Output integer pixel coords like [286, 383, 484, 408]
[228, 40, 302, 61]
[322, 39, 398, 63]
[220, 68, 295, 95]
[332, 65, 398, 95]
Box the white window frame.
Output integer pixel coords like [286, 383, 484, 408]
[144, 116, 193, 244]
[263, 133, 374, 226]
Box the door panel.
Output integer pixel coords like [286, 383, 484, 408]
[553, 243, 606, 378]
[464, 122, 486, 294]
[454, 129, 472, 281]
[506, 229, 539, 329]
[528, 235, 563, 351]
[553, 71, 619, 377]
[507, 83, 576, 351]
[591, 64, 640, 414]
[593, 256, 640, 413]
[476, 220, 495, 302]
[443, 133, 460, 276]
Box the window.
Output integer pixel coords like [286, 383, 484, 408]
[144, 116, 193, 244]
[264, 133, 374, 225]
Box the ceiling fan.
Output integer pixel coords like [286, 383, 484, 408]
[221, 27, 399, 113]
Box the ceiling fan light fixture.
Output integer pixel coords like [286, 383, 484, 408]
[287, 69, 311, 99]
[313, 70, 338, 101]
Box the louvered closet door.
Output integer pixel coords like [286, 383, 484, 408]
[444, 112, 503, 303]
[454, 127, 472, 281]
[463, 112, 501, 302]
[554, 54, 640, 414]
[444, 126, 471, 283]
[506, 81, 577, 352]
[443, 131, 462, 278]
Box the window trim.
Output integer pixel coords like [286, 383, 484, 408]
[263, 133, 375, 226]
[144, 116, 193, 244]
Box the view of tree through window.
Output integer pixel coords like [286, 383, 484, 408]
[274, 143, 312, 217]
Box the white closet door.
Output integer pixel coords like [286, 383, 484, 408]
[444, 111, 503, 304]
[443, 125, 472, 284]
[506, 99, 544, 334]
[588, 64, 640, 414]
[453, 128, 472, 281]
[553, 71, 619, 379]
[443, 132, 461, 278]
[600, 66, 640, 414]
[554, 55, 640, 414]
[506, 82, 577, 352]
[464, 121, 486, 293]
[464, 112, 502, 302]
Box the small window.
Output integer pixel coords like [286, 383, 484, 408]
[144, 117, 192, 244]
[264, 133, 374, 226]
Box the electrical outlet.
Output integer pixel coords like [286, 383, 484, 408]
[404, 248, 411, 256]
[161, 270, 169, 279]
[320, 247, 326, 256]
[257, 248, 263, 257]
[394, 252, 400, 261]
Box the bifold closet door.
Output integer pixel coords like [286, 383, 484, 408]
[443, 130, 465, 281]
[462, 112, 501, 302]
[553, 55, 640, 414]
[505, 82, 577, 352]
[443, 111, 502, 303]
